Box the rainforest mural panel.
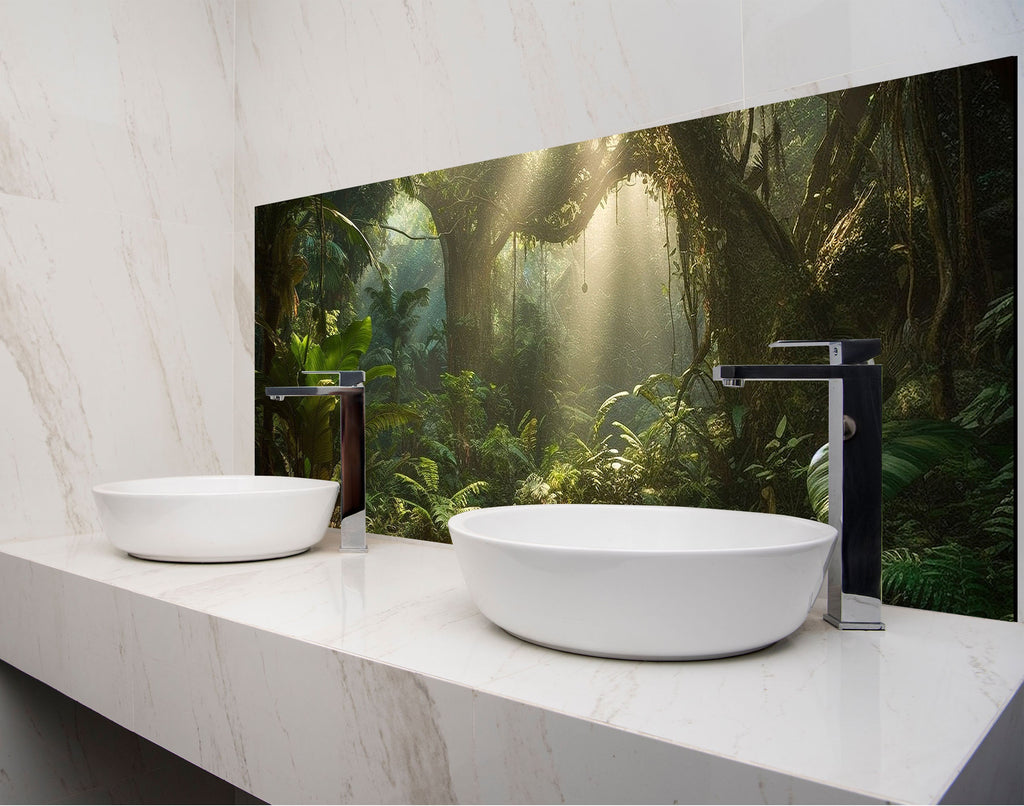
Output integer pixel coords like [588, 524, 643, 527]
[256, 57, 1017, 620]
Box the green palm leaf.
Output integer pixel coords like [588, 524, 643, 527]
[321, 205, 384, 283]
[807, 419, 976, 521]
[365, 364, 396, 383]
[322, 316, 373, 370]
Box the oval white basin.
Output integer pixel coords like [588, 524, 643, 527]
[93, 475, 338, 562]
[448, 504, 837, 660]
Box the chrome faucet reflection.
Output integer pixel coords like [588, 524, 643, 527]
[713, 339, 884, 630]
[266, 370, 367, 552]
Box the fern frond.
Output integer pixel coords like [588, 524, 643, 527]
[365, 402, 422, 439]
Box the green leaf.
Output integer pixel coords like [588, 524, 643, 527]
[364, 401, 422, 439]
[322, 316, 373, 370]
[806, 419, 976, 521]
[321, 205, 383, 280]
[730, 404, 747, 437]
[365, 364, 396, 383]
[878, 419, 975, 499]
[592, 391, 629, 440]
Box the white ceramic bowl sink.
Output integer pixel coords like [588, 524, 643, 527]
[93, 475, 338, 562]
[448, 504, 837, 660]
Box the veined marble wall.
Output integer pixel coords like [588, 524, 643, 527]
[0, 1, 237, 802]
[234, 0, 1024, 621]
[0, 0, 235, 543]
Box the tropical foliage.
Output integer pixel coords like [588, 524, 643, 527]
[256, 58, 1016, 620]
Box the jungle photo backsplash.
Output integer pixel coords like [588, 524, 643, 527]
[256, 57, 1016, 620]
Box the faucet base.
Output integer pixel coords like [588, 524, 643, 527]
[824, 614, 886, 631]
[339, 509, 367, 552]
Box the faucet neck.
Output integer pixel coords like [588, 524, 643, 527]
[824, 366, 883, 630]
[265, 370, 367, 553]
[713, 338, 885, 631]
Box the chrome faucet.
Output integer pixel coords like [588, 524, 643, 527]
[713, 339, 884, 630]
[266, 370, 367, 552]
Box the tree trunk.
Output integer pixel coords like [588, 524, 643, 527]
[434, 225, 502, 374]
[911, 72, 967, 418]
[667, 117, 807, 362]
[793, 84, 882, 262]
[416, 139, 636, 376]
[666, 116, 824, 507]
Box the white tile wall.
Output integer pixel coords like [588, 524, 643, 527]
[0, 1, 233, 227]
[742, 0, 1023, 103]
[1, 0, 235, 542]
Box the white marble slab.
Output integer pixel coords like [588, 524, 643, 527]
[742, 0, 1024, 104]
[0, 0, 236, 541]
[0, 194, 233, 541]
[233, 0, 745, 213]
[0, 530, 1021, 803]
[0, 0, 234, 228]
[0, 659, 236, 805]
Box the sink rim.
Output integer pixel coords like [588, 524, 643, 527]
[449, 503, 839, 660]
[93, 474, 339, 563]
[448, 503, 837, 556]
[93, 474, 339, 497]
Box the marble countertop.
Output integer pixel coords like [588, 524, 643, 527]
[1, 530, 1022, 804]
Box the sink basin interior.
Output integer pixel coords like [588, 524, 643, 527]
[94, 475, 339, 563]
[448, 504, 837, 661]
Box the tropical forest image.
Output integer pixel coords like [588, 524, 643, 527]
[256, 57, 1016, 621]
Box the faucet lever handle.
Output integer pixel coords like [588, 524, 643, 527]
[300, 370, 341, 385]
[299, 370, 366, 387]
[769, 338, 881, 365]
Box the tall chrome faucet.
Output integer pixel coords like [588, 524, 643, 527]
[266, 370, 367, 552]
[713, 339, 884, 630]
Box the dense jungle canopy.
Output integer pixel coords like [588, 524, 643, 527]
[256, 57, 1017, 620]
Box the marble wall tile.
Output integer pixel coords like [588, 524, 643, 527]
[742, 0, 1024, 103]
[0, 193, 233, 539]
[742, 37, 1023, 109]
[0, 0, 234, 228]
[1, 0, 236, 539]
[234, 0, 744, 213]
[233, 0, 430, 214]
[233, 228, 256, 473]
[415, 0, 744, 174]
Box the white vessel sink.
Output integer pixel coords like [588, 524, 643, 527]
[93, 475, 338, 562]
[448, 504, 837, 660]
